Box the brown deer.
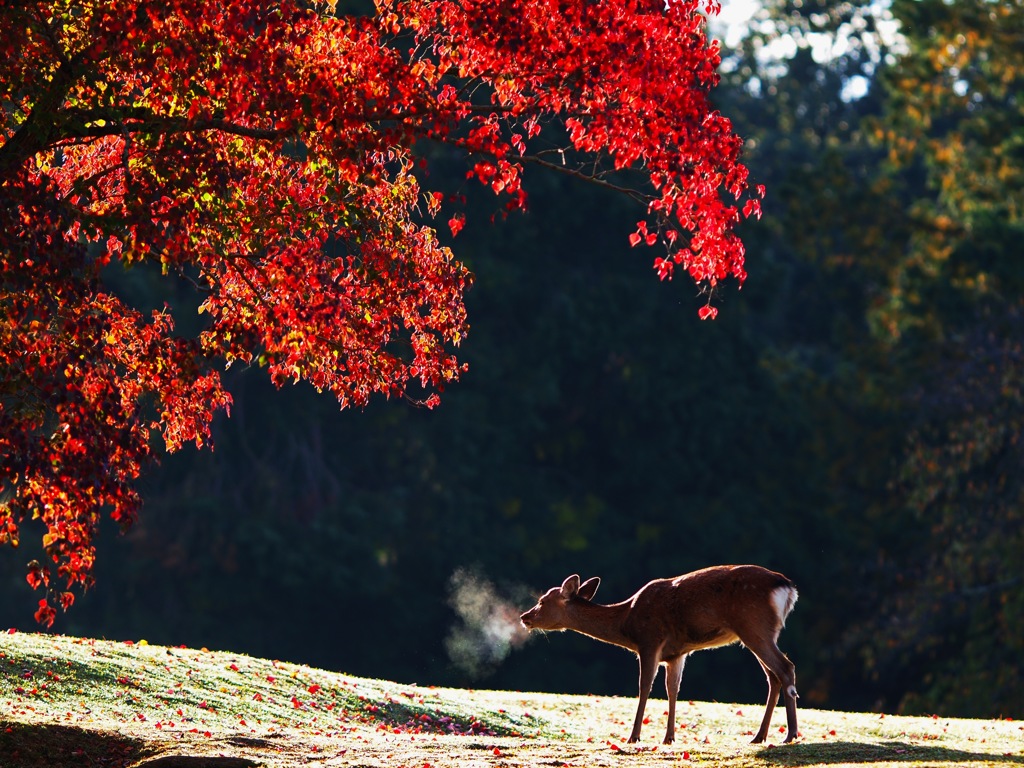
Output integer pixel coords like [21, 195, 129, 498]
[520, 565, 799, 744]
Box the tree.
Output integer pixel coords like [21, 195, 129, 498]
[731, 0, 1024, 715]
[867, 0, 1024, 342]
[0, 0, 762, 623]
[850, 0, 1024, 716]
[714, 0, 911, 711]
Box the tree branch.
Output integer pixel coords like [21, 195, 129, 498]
[520, 153, 651, 204]
[55, 113, 289, 144]
[0, 50, 98, 180]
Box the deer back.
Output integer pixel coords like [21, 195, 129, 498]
[621, 565, 795, 656]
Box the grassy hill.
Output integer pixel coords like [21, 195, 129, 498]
[0, 631, 1020, 768]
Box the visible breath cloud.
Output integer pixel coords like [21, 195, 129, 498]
[445, 567, 533, 679]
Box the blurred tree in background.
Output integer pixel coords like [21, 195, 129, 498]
[721, 0, 1024, 715]
[848, 0, 1024, 716]
[2, 0, 1021, 720]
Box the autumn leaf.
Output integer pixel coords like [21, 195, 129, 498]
[1, 0, 757, 621]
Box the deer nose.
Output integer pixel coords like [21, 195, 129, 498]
[520, 608, 536, 627]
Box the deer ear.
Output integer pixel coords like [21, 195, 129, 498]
[560, 574, 581, 598]
[577, 577, 601, 601]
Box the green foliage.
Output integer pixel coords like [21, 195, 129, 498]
[866, 0, 1024, 339]
[714, 0, 1024, 717]
[847, 0, 1024, 716]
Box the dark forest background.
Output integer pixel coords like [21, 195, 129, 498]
[2, 0, 1022, 719]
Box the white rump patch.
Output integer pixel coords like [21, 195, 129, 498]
[770, 585, 798, 627]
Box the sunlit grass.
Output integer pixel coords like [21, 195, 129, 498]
[1, 631, 1021, 768]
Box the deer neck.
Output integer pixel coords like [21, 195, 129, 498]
[565, 600, 636, 652]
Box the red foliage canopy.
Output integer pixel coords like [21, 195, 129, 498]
[0, 0, 760, 623]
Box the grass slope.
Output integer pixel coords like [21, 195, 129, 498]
[0, 631, 1020, 768]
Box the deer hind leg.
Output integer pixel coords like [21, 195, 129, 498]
[751, 657, 781, 743]
[628, 650, 660, 743]
[746, 640, 798, 744]
[781, 657, 799, 743]
[662, 655, 686, 744]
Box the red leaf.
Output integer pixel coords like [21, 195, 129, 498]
[33, 600, 56, 628]
[698, 304, 718, 321]
[3, 0, 757, 625]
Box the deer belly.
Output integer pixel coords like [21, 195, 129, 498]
[664, 628, 740, 657]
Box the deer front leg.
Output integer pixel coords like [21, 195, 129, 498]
[627, 651, 659, 743]
[663, 655, 686, 744]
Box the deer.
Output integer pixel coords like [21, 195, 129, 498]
[519, 564, 799, 745]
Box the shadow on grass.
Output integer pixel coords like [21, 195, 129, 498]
[0, 722, 149, 768]
[758, 739, 1024, 765]
[0, 723, 266, 768]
